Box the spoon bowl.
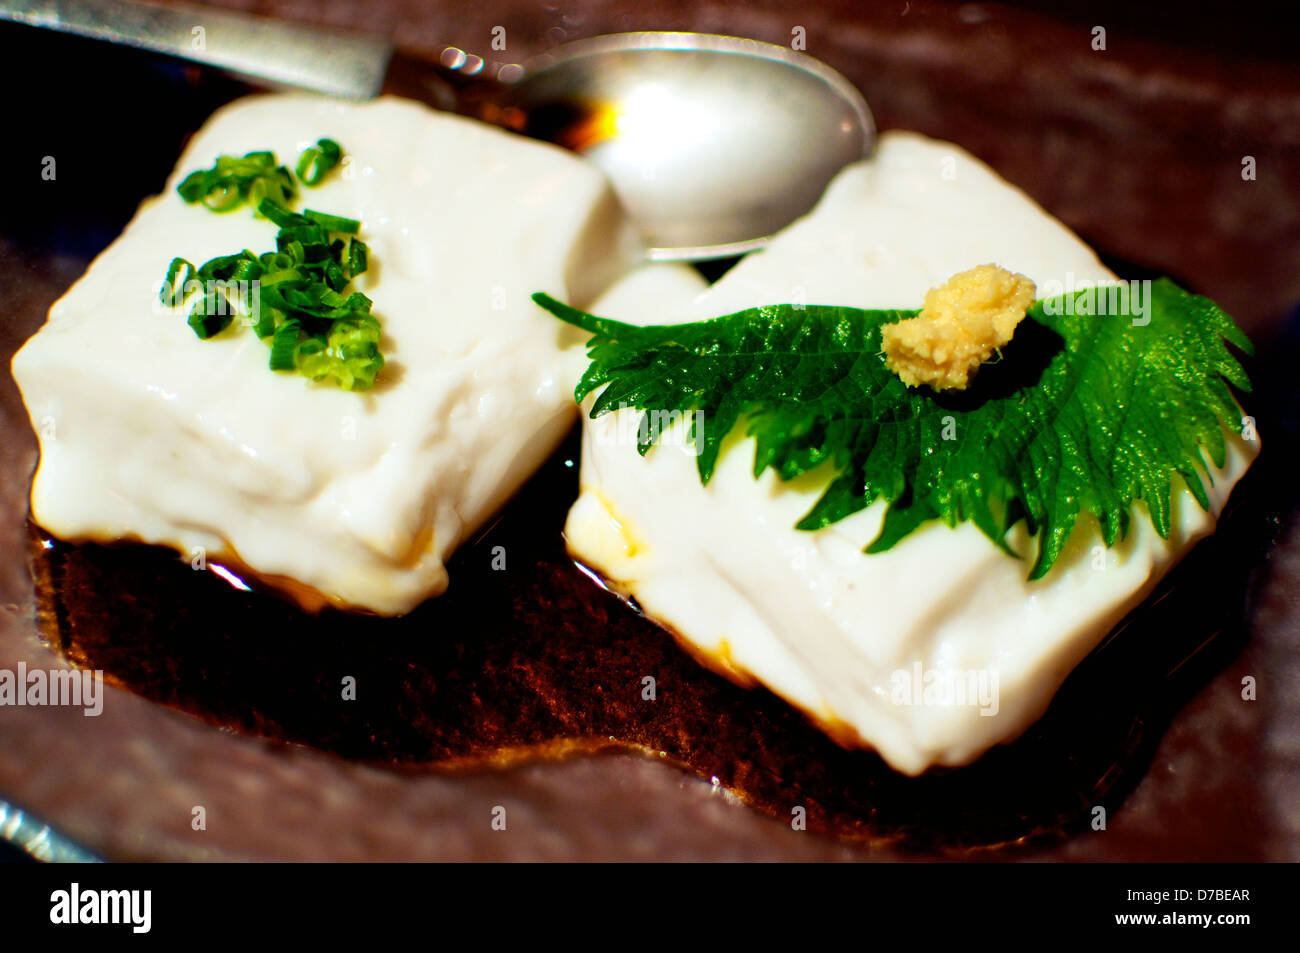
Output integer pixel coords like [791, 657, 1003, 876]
[505, 33, 875, 260]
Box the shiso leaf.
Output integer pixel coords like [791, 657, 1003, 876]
[535, 279, 1252, 579]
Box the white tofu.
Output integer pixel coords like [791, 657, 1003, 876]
[13, 94, 640, 615]
[567, 132, 1258, 775]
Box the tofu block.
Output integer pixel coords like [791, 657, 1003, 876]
[13, 94, 640, 614]
[566, 132, 1258, 775]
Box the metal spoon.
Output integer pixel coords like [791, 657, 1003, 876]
[1, 0, 874, 260]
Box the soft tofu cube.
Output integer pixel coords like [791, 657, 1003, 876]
[13, 94, 640, 615]
[566, 132, 1258, 775]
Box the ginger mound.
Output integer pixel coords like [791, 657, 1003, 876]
[881, 264, 1036, 391]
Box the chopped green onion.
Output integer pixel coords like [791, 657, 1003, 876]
[293, 315, 383, 390]
[259, 269, 299, 290]
[232, 258, 262, 282]
[296, 138, 343, 186]
[300, 241, 332, 264]
[269, 319, 301, 370]
[197, 250, 261, 283]
[318, 288, 348, 309]
[160, 257, 195, 306]
[279, 237, 306, 264]
[348, 239, 368, 278]
[257, 198, 304, 228]
[187, 290, 234, 339]
[177, 150, 296, 214]
[323, 260, 347, 292]
[253, 304, 280, 339]
[202, 184, 242, 212]
[177, 171, 209, 203]
[258, 251, 294, 272]
[168, 138, 381, 389]
[304, 209, 360, 234]
[248, 167, 295, 210]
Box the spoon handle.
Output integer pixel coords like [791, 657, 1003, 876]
[0, 0, 394, 98]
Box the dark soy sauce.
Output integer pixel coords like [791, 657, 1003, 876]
[28, 427, 1274, 854]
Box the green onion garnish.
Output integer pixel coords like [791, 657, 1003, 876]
[160, 257, 195, 306]
[293, 315, 384, 391]
[296, 138, 343, 186]
[269, 319, 301, 370]
[202, 184, 241, 212]
[197, 250, 262, 283]
[257, 197, 305, 228]
[176, 150, 296, 214]
[348, 239, 368, 278]
[163, 139, 383, 390]
[259, 251, 294, 272]
[186, 289, 235, 339]
[304, 209, 360, 234]
[253, 304, 280, 339]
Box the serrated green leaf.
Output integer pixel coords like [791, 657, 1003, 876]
[534, 278, 1252, 579]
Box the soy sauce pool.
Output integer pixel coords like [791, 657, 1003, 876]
[27, 427, 1273, 854]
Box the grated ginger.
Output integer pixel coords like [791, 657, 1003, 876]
[881, 264, 1036, 391]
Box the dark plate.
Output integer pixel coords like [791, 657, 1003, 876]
[1, 3, 1297, 861]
